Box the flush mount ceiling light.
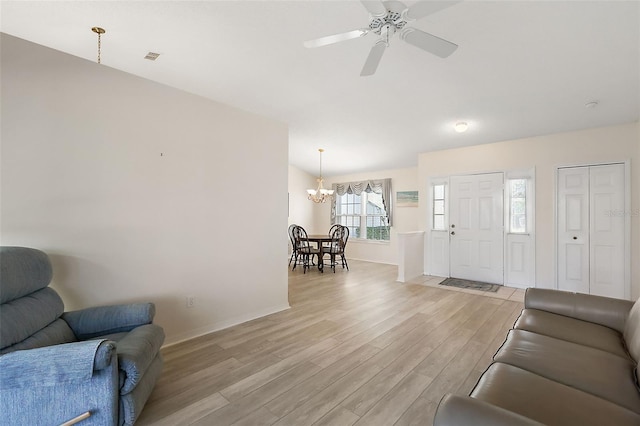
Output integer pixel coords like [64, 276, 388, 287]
[454, 121, 468, 133]
[91, 27, 105, 64]
[307, 149, 334, 203]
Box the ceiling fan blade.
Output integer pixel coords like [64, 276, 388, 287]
[304, 29, 369, 48]
[360, 41, 386, 76]
[400, 28, 458, 58]
[360, 0, 387, 17]
[405, 1, 461, 21]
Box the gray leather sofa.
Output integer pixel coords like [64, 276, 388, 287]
[434, 288, 640, 426]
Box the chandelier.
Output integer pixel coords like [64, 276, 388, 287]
[307, 149, 334, 203]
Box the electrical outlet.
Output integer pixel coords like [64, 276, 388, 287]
[186, 296, 195, 308]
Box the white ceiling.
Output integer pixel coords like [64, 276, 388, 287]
[2, 1, 639, 176]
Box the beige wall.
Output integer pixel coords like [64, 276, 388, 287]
[419, 122, 640, 299]
[287, 165, 318, 232]
[1, 34, 290, 345]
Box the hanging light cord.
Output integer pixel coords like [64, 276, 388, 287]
[91, 27, 105, 64]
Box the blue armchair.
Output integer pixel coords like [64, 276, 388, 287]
[0, 247, 165, 425]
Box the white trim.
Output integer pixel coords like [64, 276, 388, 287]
[624, 160, 631, 300]
[162, 303, 291, 347]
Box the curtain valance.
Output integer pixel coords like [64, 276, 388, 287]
[331, 178, 393, 226]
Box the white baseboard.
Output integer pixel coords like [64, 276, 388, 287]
[162, 303, 291, 348]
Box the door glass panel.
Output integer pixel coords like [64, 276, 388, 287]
[432, 184, 446, 230]
[509, 179, 527, 233]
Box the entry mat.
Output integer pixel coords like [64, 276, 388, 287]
[439, 277, 501, 293]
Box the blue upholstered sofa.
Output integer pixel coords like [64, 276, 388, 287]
[0, 246, 165, 425]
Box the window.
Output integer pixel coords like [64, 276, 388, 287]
[336, 192, 362, 238]
[432, 184, 446, 230]
[336, 191, 390, 241]
[509, 178, 527, 233]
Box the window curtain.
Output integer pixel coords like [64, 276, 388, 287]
[331, 178, 393, 226]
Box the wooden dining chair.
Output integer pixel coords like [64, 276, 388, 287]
[292, 225, 321, 273]
[325, 225, 349, 272]
[323, 224, 341, 249]
[288, 224, 299, 268]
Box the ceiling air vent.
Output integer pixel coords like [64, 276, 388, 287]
[144, 52, 160, 61]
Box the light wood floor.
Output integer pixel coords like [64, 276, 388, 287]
[136, 260, 524, 426]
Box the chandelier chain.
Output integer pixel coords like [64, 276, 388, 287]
[92, 27, 106, 64]
[307, 148, 334, 203]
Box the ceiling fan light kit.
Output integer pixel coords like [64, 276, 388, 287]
[304, 0, 460, 76]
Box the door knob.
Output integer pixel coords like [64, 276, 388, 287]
[451, 224, 456, 228]
[573, 236, 577, 240]
[451, 231, 455, 235]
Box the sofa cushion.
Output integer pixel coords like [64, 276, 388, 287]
[623, 298, 640, 363]
[494, 329, 640, 414]
[471, 362, 640, 426]
[514, 308, 629, 359]
[524, 288, 632, 333]
[0, 287, 67, 351]
[0, 319, 77, 355]
[0, 247, 52, 304]
[434, 394, 545, 426]
[62, 303, 156, 340]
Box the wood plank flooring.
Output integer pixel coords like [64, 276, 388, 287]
[136, 260, 524, 426]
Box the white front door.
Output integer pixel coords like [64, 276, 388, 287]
[449, 173, 504, 284]
[557, 164, 626, 298]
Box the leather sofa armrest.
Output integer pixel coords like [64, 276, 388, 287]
[524, 288, 633, 333]
[434, 394, 544, 426]
[62, 303, 156, 340]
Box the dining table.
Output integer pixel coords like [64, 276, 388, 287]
[306, 234, 333, 272]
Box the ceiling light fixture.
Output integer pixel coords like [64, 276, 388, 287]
[307, 149, 334, 203]
[91, 27, 105, 64]
[454, 121, 468, 133]
[144, 52, 160, 61]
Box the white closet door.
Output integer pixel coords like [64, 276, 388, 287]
[557, 164, 625, 298]
[589, 164, 625, 298]
[557, 167, 590, 294]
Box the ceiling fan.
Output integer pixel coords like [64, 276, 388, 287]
[304, 1, 460, 76]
